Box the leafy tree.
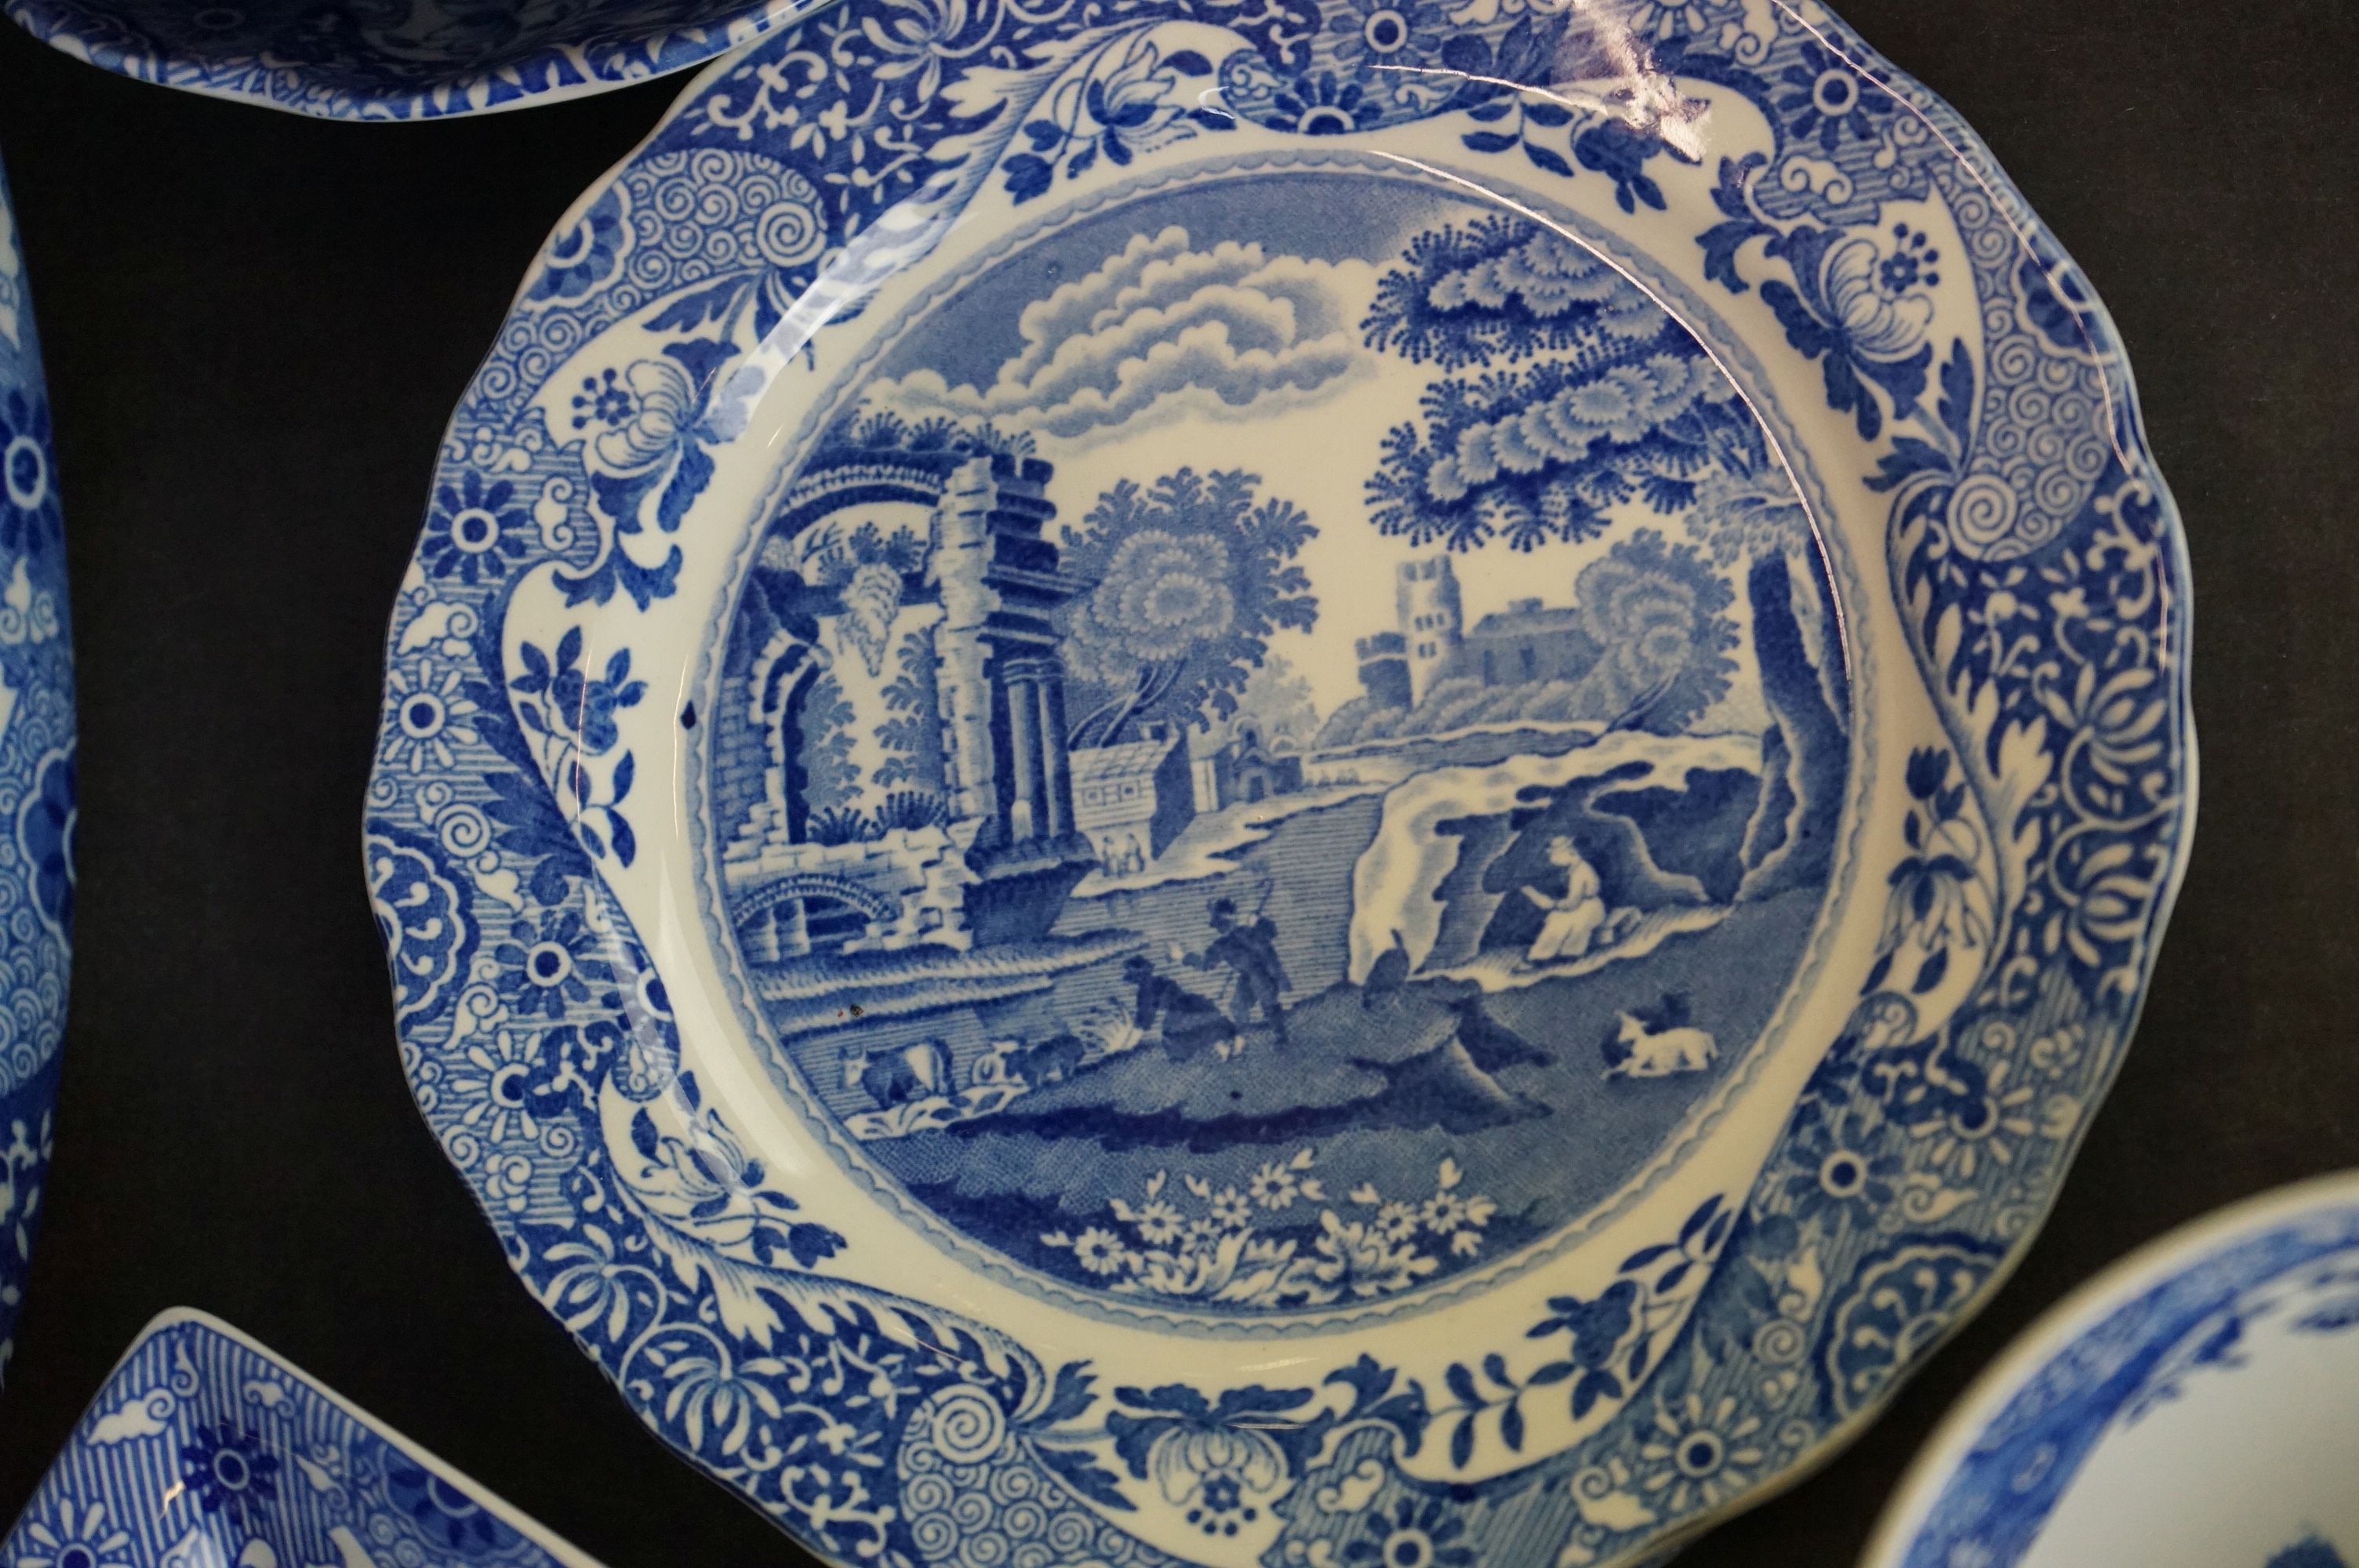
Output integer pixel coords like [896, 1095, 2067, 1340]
[795, 673, 860, 828]
[1363, 217, 1765, 554]
[1565, 528, 1737, 734]
[1361, 216, 1849, 897]
[874, 635, 943, 793]
[844, 407, 1036, 459]
[1059, 469, 1318, 747]
[1361, 213, 1666, 370]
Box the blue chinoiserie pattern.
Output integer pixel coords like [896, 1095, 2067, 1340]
[0, 154, 74, 1395]
[1893, 1204, 2359, 1568]
[365, 0, 2190, 1562]
[0, 1313, 597, 1567]
[5, 0, 826, 120]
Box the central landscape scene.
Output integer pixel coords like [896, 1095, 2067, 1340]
[705, 172, 1850, 1313]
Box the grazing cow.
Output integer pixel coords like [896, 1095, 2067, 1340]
[1009, 1032, 1089, 1087]
[972, 1033, 1089, 1088]
[1601, 993, 1716, 1080]
[844, 1037, 953, 1109]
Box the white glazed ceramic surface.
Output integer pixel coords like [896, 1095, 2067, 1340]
[1864, 1172, 2359, 1568]
[365, 0, 2194, 1562]
[0, 1309, 606, 1568]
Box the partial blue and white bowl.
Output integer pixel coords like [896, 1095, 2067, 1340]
[5, 0, 839, 120]
[1864, 1171, 2359, 1568]
[0, 151, 76, 1399]
[0, 1308, 606, 1567]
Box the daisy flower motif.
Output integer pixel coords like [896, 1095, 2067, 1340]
[1328, 0, 1445, 71]
[1131, 1199, 1185, 1247]
[0, 388, 58, 556]
[1249, 1160, 1300, 1210]
[1620, 0, 1710, 39]
[420, 470, 529, 585]
[1783, 1103, 1902, 1226]
[494, 909, 616, 1019]
[1639, 1388, 1765, 1514]
[9, 1500, 133, 1568]
[1776, 39, 1895, 153]
[381, 655, 482, 773]
[180, 1424, 282, 1526]
[1422, 1189, 1470, 1232]
[449, 1026, 546, 1145]
[1269, 71, 1383, 136]
[1070, 1225, 1132, 1276]
[1346, 1496, 1474, 1566]
[1906, 1058, 2038, 1181]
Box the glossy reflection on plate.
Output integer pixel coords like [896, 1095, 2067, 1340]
[365, 0, 2193, 1561]
[0, 1309, 605, 1566]
[0, 151, 75, 1397]
[1865, 1174, 2359, 1568]
[5, 0, 828, 120]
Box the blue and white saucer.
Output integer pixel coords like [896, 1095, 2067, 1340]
[366, 0, 2194, 1560]
[1865, 1172, 2359, 1568]
[0, 152, 75, 1397]
[5, 0, 827, 121]
[0, 1309, 605, 1567]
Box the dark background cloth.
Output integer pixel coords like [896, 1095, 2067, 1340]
[0, 2, 2352, 1560]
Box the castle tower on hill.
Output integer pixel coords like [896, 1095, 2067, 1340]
[1397, 555, 1463, 706]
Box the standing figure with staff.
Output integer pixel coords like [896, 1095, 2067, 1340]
[1176, 882, 1291, 1048]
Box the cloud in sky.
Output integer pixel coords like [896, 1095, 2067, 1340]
[858, 226, 1378, 447]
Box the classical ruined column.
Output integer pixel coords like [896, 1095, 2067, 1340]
[1036, 668, 1072, 839]
[929, 456, 1005, 828]
[1005, 663, 1043, 844]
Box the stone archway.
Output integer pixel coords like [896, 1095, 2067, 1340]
[734, 871, 901, 960]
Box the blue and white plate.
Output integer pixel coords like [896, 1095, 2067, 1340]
[0, 152, 75, 1397]
[5, 0, 827, 121]
[1864, 1172, 2359, 1568]
[0, 1308, 605, 1567]
[365, 0, 2193, 1560]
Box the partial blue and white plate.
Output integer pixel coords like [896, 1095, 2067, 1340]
[5, 0, 831, 121]
[0, 151, 75, 1397]
[1864, 1172, 2359, 1568]
[0, 1308, 605, 1567]
[366, 0, 2194, 1561]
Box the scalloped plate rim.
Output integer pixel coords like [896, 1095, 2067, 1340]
[365, 1, 2197, 1560]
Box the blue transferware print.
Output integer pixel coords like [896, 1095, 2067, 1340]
[0, 1309, 605, 1568]
[5, 0, 827, 121]
[1866, 1174, 2359, 1568]
[696, 183, 1848, 1317]
[0, 153, 75, 1399]
[365, 0, 2191, 1562]
[2273, 1541, 2354, 1568]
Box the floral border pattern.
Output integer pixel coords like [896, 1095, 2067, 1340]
[364, 0, 2191, 1562]
[0, 1312, 596, 1568]
[0, 153, 75, 1394]
[5, 0, 823, 122]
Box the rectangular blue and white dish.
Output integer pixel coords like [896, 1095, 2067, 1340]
[1, 1310, 604, 1568]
